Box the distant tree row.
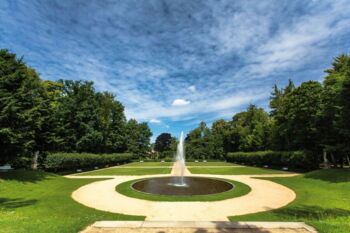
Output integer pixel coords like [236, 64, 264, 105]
[184, 54, 350, 166]
[0, 49, 152, 166]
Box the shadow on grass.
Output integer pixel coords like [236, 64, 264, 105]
[273, 205, 350, 220]
[0, 198, 38, 209]
[304, 169, 350, 183]
[0, 170, 56, 183]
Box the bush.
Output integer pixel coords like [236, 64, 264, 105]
[44, 153, 132, 171]
[226, 150, 319, 169]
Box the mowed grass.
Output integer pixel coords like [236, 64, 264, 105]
[189, 166, 289, 175]
[116, 178, 251, 202]
[76, 167, 171, 176]
[0, 170, 144, 233]
[120, 161, 235, 167]
[229, 169, 350, 233]
[186, 161, 237, 166]
[120, 162, 173, 167]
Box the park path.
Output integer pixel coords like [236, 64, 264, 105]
[66, 173, 298, 221]
[170, 161, 192, 176]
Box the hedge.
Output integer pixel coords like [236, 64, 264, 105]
[227, 150, 319, 169]
[44, 153, 132, 171]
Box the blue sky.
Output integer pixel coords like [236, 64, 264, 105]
[1, 0, 350, 141]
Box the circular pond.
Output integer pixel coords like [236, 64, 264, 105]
[132, 176, 234, 196]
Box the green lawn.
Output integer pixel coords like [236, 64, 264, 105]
[76, 167, 171, 176]
[186, 161, 237, 166]
[115, 178, 251, 201]
[121, 161, 235, 167]
[229, 169, 350, 233]
[189, 166, 289, 175]
[1, 167, 348, 233]
[0, 170, 144, 233]
[121, 162, 173, 167]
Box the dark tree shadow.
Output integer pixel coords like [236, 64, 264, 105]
[0, 198, 38, 209]
[304, 169, 350, 183]
[0, 170, 56, 183]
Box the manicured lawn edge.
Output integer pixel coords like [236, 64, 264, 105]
[0, 170, 144, 233]
[115, 177, 251, 202]
[228, 169, 350, 233]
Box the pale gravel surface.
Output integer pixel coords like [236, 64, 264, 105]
[67, 173, 298, 221]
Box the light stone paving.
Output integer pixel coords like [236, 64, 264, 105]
[81, 221, 317, 233]
[67, 163, 315, 232]
[66, 172, 298, 221]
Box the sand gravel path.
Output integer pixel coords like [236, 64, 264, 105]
[67, 172, 298, 221]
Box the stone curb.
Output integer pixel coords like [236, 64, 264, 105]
[90, 221, 317, 232]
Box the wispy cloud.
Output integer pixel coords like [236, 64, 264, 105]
[172, 99, 191, 106]
[149, 118, 161, 124]
[1, 0, 350, 136]
[188, 85, 196, 92]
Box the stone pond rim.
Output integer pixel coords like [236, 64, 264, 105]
[131, 176, 234, 196]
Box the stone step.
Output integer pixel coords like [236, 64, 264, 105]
[81, 221, 317, 233]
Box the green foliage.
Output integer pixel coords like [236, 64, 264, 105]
[0, 49, 152, 166]
[226, 104, 272, 152]
[0, 49, 51, 166]
[227, 151, 318, 169]
[319, 54, 350, 164]
[154, 133, 172, 152]
[186, 122, 218, 160]
[44, 153, 132, 171]
[53, 80, 128, 153]
[125, 119, 152, 158]
[285, 81, 323, 151]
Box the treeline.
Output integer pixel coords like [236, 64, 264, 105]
[184, 54, 350, 166]
[0, 49, 152, 166]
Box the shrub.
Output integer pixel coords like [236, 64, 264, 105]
[226, 150, 319, 169]
[44, 153, 132, 171]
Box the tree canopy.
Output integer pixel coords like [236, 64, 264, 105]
[0, 49, 152, 166]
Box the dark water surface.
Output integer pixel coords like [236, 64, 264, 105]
[132, 176, 234, 196]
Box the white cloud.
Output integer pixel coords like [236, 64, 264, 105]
[188, 85, 196, 92]
[149, 118, 161, 124]
[126, 89, 268, 121]
[172, 99, 191, 106]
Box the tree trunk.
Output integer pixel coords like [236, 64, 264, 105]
[32, 151, 39, 170]
[330, 153, 336, 167]
[346, 154, 350, 167]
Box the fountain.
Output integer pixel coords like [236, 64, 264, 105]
[170, 131, 187, 186]
[131, 132, 234, 196]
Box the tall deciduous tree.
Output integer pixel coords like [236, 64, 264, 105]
[125, 119, 152, 158]
[154, 133, 172, 152]
[0, 49, 49, 165]
[227, 104, 271, 152]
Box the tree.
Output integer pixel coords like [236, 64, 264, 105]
[125, 119, 152, 158]
[269, 80, 295, 150]
[0, 49, 50, 165]
[186, 122, 213, 160]
[95, 92, 127, 153]
[340, 67, 350, 164]
[53, 80, 103, 152]
[211, 119, 228, 159]
[320, 54, 350, 165]
[286, 81, 323, 152]
[225, 105, 271, 152]
[154, 133, 172, 152]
